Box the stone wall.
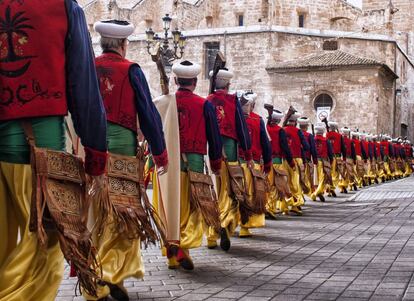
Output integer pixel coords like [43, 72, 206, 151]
[85, 0, 414, 139]
[267, 67, 395, 135]
[113, 29, 413, 139]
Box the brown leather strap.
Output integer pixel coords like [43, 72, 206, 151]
[64, 120, 77, 155]
[21, 120, 36, 147]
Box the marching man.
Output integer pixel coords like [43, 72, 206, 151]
[380, 135, 393, 181]
[238, 92, 272, 237]
[267, 110, 295, 217]
[206, 68, 252, 251]
[92, 20, 169, 301]
[168, 60, 223, 269]
[403, 140, 413, 177]
[326, 121, 346, 196]
[283, 110, 310, 215]
[311, 125, 334, 202]
[297, 117, 318, 199]
[352, 132, 367, 187]
[0, 1, 108, 300]
[338, 127, 357, 192]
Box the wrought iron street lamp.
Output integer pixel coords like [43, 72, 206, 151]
[146, 14, 186, 69]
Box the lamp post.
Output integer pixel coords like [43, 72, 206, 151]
[146, 14, 186, 70]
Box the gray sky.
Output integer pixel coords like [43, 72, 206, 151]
[347, 0, 362, 8]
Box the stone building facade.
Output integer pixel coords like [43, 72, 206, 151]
[82, 0, 414, 140]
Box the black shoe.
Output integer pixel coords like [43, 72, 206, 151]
[107, 283, 129, 301]
[342, 188, 348, 194]
[331, 190, 337, 197]
[353, 184, 358, 191]
[220, 227, 231, 252]
[318, 194, 325, 202]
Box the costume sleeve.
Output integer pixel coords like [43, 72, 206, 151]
[351, 142, 356, 161]
[341, 136, 347, 159]
[235, 98, 252, 160]
[259, 119, 272, 172]
[309, 134, 318, 164]
[327, 140, 334, 162]
[204, 102, 223, 172]
[361, 143, 367, 160]
[129, 65, 168, 167]
[299, 130, 310, 151]
[400, 148, 406, 159]
[389, 144, 394, 158]
[279, 129, 294, 166]
[66, 1, 107, 176]
[368, 144, 373, 160]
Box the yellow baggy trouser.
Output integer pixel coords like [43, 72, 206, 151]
[331, 157, 340, 189]
[311, 160, 330, 200]
[240, 163, 265, 230]
[339, 158, 353, 191]
[0, 162, 64, 301]
[285, 158, 305, 210]
[354, 155, 364, 187]
[404, 161, 413, 177]
[301, 161, 313, 197]
[152, 171, 204, 251]
[266, 165, 277, 216]
[83, 210, 145, 300]
[207, 161, 240, 242]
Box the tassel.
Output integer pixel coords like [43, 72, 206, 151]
[69, 262, 76, 277]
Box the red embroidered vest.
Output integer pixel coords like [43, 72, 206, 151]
[0, 1, 68, 121]
[176, 89, 207, 155]
[284, 125, 302, 158]
[315, 135, 328, 159]
[206, 90, 237, 141]
[95, 52, 137, 132]
[381, 141, 389, 156]
[405, 145, 412, 158]
[353, 139, 362, 156]
[394, 144, 401, 158]
[344, 137, 353, 158]
[267, 124, 283, 158]
[240, 112, 261, 161]
[375, 142, 381, 158]
[326, 131, 342, 155]
[369, 142, 375, 157]
[302, 131, 312, 160]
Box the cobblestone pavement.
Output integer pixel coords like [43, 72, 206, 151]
[58, 176, 414, 301]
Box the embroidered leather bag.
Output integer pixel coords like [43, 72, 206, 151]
[225, 159, 253, 224]
[322, 159, 333, 185]
[100, 145, 166, 246]
[23, 122, 99, 297]
[182, 154, 220, 233]
[273, 166, 291, 199]
[249, 167, 267, 215]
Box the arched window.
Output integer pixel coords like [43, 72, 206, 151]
[313, 93, 334, 111]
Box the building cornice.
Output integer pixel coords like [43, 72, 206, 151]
[124, 24, 413, 70]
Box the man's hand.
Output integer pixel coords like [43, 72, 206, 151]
[88, 174, 105, 199]
[247, 160, 255, 170]
[157, 164, 168, 176]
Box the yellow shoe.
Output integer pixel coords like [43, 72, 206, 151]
[239, 227, 252, 238]
[207, 240, 218, 249]
[289, 206, 303, 216]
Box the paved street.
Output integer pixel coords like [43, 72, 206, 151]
[58, 176, 414, 301]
